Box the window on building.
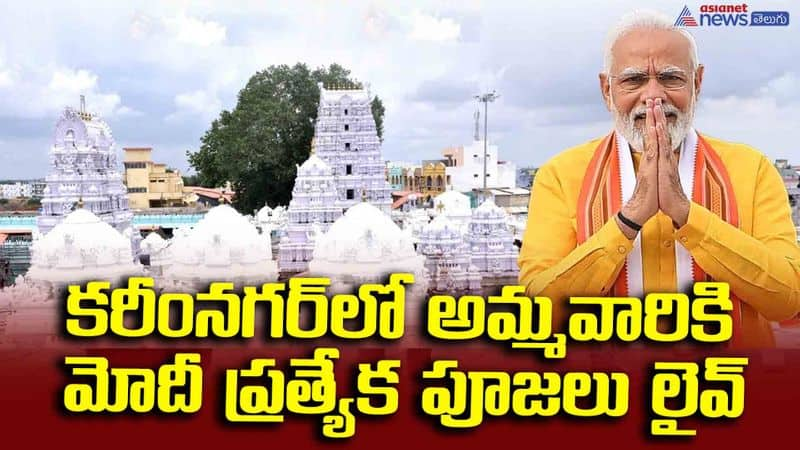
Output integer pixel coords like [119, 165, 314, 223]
[344, 124, 349, 131]
[473, 174, 479, 178]
[346, 189, 354, 200]
[345, 143, 351, 151]
[346, 164, 353, 175]
[344, 109, 348, 115]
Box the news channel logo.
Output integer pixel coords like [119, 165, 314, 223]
[675, 4, 790, 27]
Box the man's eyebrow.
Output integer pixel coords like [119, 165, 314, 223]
[617, 67, 648, 77]
[615, 66, 688, 76]
[658, 65, 687, 74]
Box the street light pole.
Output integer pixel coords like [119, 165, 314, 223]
[474, 91, 499, 201]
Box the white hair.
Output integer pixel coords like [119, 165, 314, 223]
[603, 10, 699, 74]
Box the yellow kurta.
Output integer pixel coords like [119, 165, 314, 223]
[518, 133, 800, 347]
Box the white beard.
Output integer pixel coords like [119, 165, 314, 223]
[611, 92, 696, 152]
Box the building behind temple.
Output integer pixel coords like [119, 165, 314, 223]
[123, 147, 189, 209]
[516, 167, 538, 190]
[37, 97, 132, 235]
[444, 141, 516, 193]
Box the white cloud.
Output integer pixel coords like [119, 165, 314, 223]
[163, 12, 226, 47]
[690, 73, 800, 161]
[0, 66, 130, 119]
[128, 10, 227, 47]
[0, 52, 14, 88]
[115, 105, 144, 117]
[1, 0, 799, 179]
[129, 11, 156, 41]
[364, 6, 389, 40]
[0, 70, 12, 88]
[697, 94, 800, 160]
[46, 68, 123, 118]
[48, 68, 98, 92]
[407, 10, 461, 42]
[758, 72, 800, 101]
[166, 89, 222, 122]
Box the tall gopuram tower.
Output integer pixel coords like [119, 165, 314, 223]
[37, 97, 133, 236]
[278, 147, 343, 275]
[312, 82, 392, 213]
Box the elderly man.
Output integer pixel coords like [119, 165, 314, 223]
[518, 11, 800, 347]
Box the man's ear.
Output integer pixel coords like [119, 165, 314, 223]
[599, 72, 612, 111]
[694, 64, 704, 98]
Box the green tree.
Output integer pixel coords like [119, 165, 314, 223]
[371, 95, 385, 143]
[25, 198, 41, 209]
[187, 63, 385, 213]
[181, 173, 203, 187]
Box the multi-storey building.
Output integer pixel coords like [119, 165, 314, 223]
[123, 147, 186, 209]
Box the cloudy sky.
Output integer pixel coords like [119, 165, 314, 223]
[0, 0, 798, 179]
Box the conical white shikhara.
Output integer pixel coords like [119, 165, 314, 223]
[615, 128, 697, 298]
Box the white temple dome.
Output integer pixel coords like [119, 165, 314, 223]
[419, 215, 461, 242]
[140, 231, 167, 253]
[27, 208, 139, 284]
[256, 205, 273, 223]
[39, 105, 132, 237]
[417, 214, 482, 294]
[433, 190, 472, 218]
[425, 214, 457, 231]
[256, 204, 288, 227]
[165, 204, 277, 285]
[3, 205, 142, 342]
[319, 85, 371, 103]
[278, 151, 342, 275]
[297, 154, 332, 176]
[310, 202, 425, 284]
[54, 107, 114, 150]
[466, 198, 519, 278]
[473, 198, 507, 219]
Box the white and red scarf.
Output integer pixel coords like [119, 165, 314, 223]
[576, 129, 743, 345]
